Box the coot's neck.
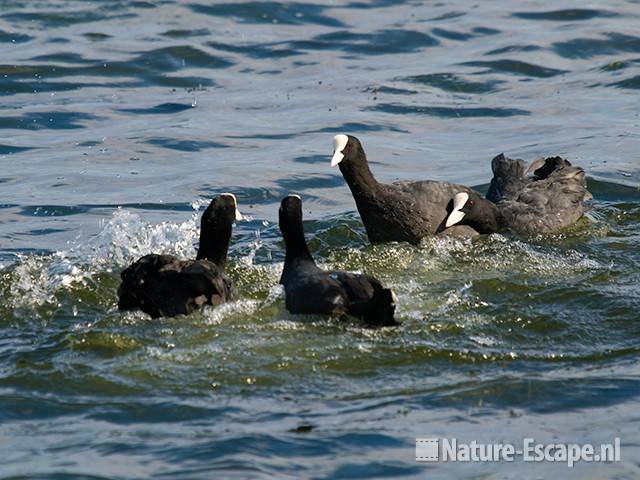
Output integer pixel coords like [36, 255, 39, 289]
[196, 220, 232, 267]
[338, 153, 382, 202]
[282, 219, 315, 267]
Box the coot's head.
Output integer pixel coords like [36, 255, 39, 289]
[330, 134, 366, 168]
[197, 193, 242, 264]
[202, 193, 242, 227]
[279, 194, 303, 235]
[445, 191, 500, 234]
[279, 195, 314, 262]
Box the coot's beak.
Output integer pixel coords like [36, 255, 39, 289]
[445, 192, 469, 228]
[331, 134, 348, 167]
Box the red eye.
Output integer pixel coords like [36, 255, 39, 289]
[468, 200, 475, 208]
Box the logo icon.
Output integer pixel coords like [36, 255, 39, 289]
[416, 438, 439, 462]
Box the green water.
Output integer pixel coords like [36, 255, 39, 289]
[1, 179, 639, 478]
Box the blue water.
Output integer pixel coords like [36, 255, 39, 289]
[1, 1, 639, 478]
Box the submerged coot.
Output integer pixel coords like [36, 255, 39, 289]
[278, 195, 398, 327]
[331, 134, 482, 244]
[117, 194, 242, 318]
[445, 154, 591, 234]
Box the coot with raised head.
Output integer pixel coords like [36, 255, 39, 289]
[118, 194, 242, 318]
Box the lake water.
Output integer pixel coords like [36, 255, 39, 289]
[1, 0, 639, 478]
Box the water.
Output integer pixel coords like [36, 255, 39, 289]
[1, 0, 639, 478]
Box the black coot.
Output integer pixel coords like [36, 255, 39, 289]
[445, 154, 591, 234]
[278, 195, 398, 327]
[117, 194, 241, 318]
[330, 134, 483, 244]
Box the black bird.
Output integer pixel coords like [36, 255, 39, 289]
[278, 195, 398, 327]
[445, 154, 591, 234]
[117, 194, 241, 318]
[330, 134, 483, 244]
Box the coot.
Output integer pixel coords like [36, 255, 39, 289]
[331, 134, 482, 243]
[117, 194, 242, 318]
[445, 154, 590, 234]
[278, 195, 397, 327]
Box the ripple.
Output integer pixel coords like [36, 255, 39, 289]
[431, 27, 499, 42]
[0, 46, 228, 95]
[431, 28, 475, 41]
[146, 137, 228, 151]
[0, 78, 102, 96]
[224, 122, 407, 142]
[345, 0, 415, 8]
[0, 29, 32, 43]
[2, 9, 134, 27]
[484, 44, 542, 56]
[461, 59, 567, 78]
[275, 174, 343, 191]
[310, 122, 407, 133]
[83, 32, 111, 41]
[513, 9, 618, 21]
[365, 85, 417, 95]
[118, 103, 194, 115]
[430, 377, 640, 412]
[599, 60, 632, 72]
[291, 29, 439, 55]
[611, 75, 640, 89]
[15, 228, 68, 237]
[0, 111, 100, 130]
[207, 40, 302, 59]
[368, 103, 530, 118]
[553, 33, 640, 59]
[399, 73, 503, 94]
[29, 52, 95, 64]
[18, 205, 90, 217]
[0, 144, 34, 155]
[161, 28, 210, 39]
[292, 154, 326, 164]
[189, 2, 345, 27]
[226, 132, 298, 140]
[428, 11, 466, 21]
[132, 45, 232, 72]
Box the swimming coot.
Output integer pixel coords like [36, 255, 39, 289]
[331, 134, 482, 244]
[445, 154, 590, 234]
[278, 195, 398, 327]
[117, 194, 242, 318]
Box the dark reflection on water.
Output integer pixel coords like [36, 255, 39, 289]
[1, 0, 639, 478]
[512, 8, 619, 21]
[460, 59, 567, 78]
[368, 103, 530, 117]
